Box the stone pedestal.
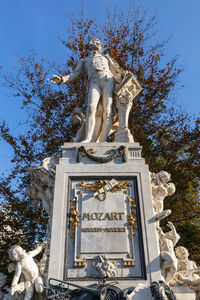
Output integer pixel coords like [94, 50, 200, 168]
[171, 286, 196, 300]
[48, 142, 162, 298]
[114, 128, 134, 142]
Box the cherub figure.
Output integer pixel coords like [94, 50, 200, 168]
[151, 171, 175, 221]
[175, 246, 198, 278]
[174, 246, 200, 298]
[9, 243, 46, 300]
[157, 221, 180, 283]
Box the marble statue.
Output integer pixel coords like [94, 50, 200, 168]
[50, 38, 115, 143]
[8, 243, 46, 300]
[175, 246, 198, 278]
[173, 246, 200, 298]
[38, 240, 50, 285]
[29, 168, 54, 216]
[49, 38, 142, 143]
[26, 155, 59, 236]
[151, 171, 176, 221]
[157, 221, 180, 283]
[26, 155, 58, 216]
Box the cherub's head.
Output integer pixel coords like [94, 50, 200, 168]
[86, 38, 103, 54]
[157, 170, 171, 184]
[166, 182, 176, 196]
[175, 246, 189, 260]
[8, 246, 26, 262]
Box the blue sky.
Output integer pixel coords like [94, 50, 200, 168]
[0, 0, 200, 173]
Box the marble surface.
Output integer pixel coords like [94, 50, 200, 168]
[48, 142, 162, 293]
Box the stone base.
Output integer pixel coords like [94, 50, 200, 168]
[114, 128, 134, 142]
[171, 286, 196, 300]
[48, 142, 162, 291]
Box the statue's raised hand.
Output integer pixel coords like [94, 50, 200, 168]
[167, 221, 174, 229]
[48, 75, 63, 85]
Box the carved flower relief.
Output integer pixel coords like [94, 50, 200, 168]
[93, 255, 119, 277]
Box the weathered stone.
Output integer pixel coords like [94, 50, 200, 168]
[171, 286, 196, 300]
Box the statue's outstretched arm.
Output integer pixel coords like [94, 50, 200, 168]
[167, 222, 180, 245]
[28, 241, 46, 258]
[62, 60, 84, 83]
[49, 60, 84, 85]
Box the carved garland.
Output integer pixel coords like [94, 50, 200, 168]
[77, 145, 127, 163]
[127, 197, 137, 238]
[69, 197, 80, 240]
[150, 281, 177, 300]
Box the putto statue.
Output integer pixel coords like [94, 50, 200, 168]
[175, 246, 198, 278]
[174, 246, 200, 298]
[157, 221, 180, 284]
[8, 243, 46, 300]
[150, 171, 176, 221]
[50, 38, 142, 143]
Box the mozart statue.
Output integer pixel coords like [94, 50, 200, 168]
[50, 38, 142, 143]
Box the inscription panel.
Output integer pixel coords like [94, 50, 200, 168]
[80, 193, 128, 253]
[65, 177, 145, 280]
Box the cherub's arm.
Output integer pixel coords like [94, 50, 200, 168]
[28, 241, 46, 258]
[11, 263, 21, 287]
[152, 182, 167, 194]
[193, 261, 197, 269]
[191, 267, 200, 276]
[156, 225, 165, 239]
[167, 222, 180, 246]
[178, 273, 200, 286]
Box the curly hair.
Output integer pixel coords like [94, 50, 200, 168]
[8, 245, 23, 262]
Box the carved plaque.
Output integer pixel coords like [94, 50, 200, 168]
[64, 177, 145, 280]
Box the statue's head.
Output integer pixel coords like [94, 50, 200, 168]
[175, 246, 189, 260]
[86, 38, 103, 54]
[9, 245, 26, 262]
[166, 182, 176, 196]
[157, 170, 171, 184]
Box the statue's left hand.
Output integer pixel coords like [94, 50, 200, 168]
[48, 75, 62, 85]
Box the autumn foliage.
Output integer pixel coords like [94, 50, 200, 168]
[0, 6, 199, 277]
